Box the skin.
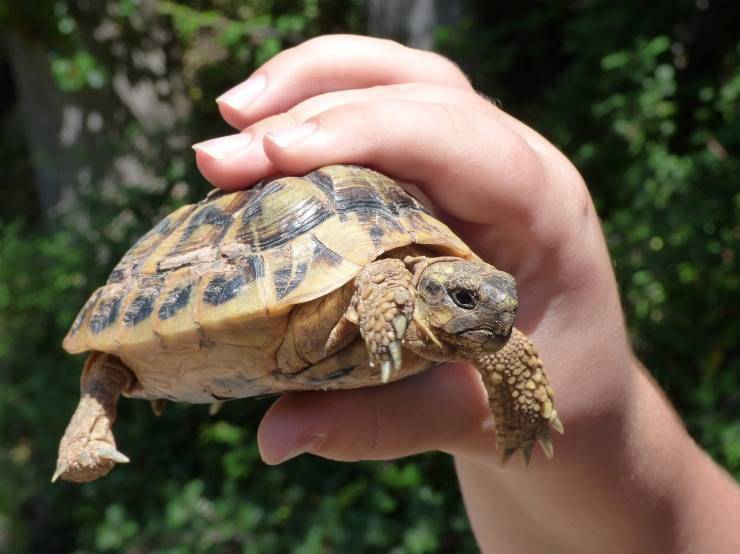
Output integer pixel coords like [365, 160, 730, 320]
[346, 256, 561, 462]
[53, 352, 133, 482]
[192, 35, 740, 554]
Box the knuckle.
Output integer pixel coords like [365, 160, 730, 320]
[511, 137, 545, 181]
[559, 159, 593, 221]
[474, 89, 504, 109]
[376, 37, 407, 53]
[333, 101, 380, 136]
[323, 412, 384, 461]
[439, 104, 482, 144]
[422, 51, 471, 87]
[299, 35, 331, 51]
[376, 82, 413, 95]
[512, 147, 550, 210]
[373, 38, 471, 87]
[247, 112, 301, 134]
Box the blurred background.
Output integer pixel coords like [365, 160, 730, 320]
[0, 0, 738, 552]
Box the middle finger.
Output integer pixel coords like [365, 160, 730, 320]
[195, 82, 553, 191]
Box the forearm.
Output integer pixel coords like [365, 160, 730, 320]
[454, 359, 740, 554]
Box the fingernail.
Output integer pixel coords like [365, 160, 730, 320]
[216, 74, 267, 110]
[268, 433, 325, 465]
[192, 133, 252, 160]
[266, 122, 318, 148]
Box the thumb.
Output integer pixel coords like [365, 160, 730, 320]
[257, 362, 495, 464]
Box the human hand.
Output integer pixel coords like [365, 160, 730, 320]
[193, 34, 632, 467]
[193, 35, 740, 553]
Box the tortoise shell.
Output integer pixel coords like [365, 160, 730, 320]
[63, 165, 473, 401]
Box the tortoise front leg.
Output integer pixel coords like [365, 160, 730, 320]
[475, 329, 564, 464]
[328, 259, 415, 382]
[53, 352, 133, 483]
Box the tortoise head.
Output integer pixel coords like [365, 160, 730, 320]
[413, 258, 518, 357]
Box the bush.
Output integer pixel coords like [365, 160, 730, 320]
[0, 1, 737, 552]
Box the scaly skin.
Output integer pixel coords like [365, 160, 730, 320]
[53, 352, 133, 483]
[350, 258, 416, 382]
[349, 256, 563, 462]
[477, 329, 563, 464]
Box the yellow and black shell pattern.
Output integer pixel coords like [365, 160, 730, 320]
[63, 164, 471, 356]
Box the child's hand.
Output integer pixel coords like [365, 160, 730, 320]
[194, 34, 627, 465]
[193, 35, 739, 553]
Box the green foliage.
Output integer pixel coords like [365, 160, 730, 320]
[50, 50, 108, 91]
[67, 453, 469, 554]
[1, 1, 738, 553]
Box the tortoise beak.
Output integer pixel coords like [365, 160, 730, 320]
[460, 329, 510, 352]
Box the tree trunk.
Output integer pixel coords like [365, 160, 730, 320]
[4, 32, 73, 213]
[3, 0, 191, 221]
[366, 0, 462, 50]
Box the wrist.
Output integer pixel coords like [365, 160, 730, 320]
[444, 315, 638, 466]
[453, 355, 739, 553]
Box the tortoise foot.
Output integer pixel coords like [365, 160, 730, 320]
[352, 259, 416, 382]
[53, 435, 129, 483]
[53, 353, 133, 483]
[476, 328, 564, 465]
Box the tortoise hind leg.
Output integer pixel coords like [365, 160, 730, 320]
[53, 352, 133, 483]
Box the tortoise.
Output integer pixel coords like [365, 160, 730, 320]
[54, 164, 563, 483]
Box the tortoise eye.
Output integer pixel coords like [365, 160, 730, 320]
[450, 289, 476, 309]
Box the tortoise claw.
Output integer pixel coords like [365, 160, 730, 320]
[51, 463, 69, 483]
[380, 360, 392, 383]
[538, 435, 554, 459]
[392, 314, 407, 340]
[97, 447, 130, 464]
[389, 340, 403, 371]
[51, 446, 128, 483]
[522, 443, 534, 466]
[500, 447, 517, 466]
[550, 414, 564, 434]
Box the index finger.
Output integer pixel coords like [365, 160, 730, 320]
[216, 34, 471, 129]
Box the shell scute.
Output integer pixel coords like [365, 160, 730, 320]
[304, 169, 335, 199]
[202, 273, 247, 306]
[194, 258, 269, 337]
[114, 276, 165, 351]
[65, 165, 472, 354]
[68, 287, 102, 339]
[122, 290, 156, 327]
[112, 204, 195, 283]
[177, 204, 233, 247]
[150, 268, 201, 350]
[155, 203, 232, 268]
[232, 176, 335, 252]
[158, 282, 194, 321]
[65, 283, 129, 354]
[261, 231, 359, 307]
